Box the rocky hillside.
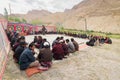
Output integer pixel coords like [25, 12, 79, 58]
[63, 0, 120, 33]
[10, 0, 120, 33]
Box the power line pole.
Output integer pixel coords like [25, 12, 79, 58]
[9, 3, 11, 15]
[84, 18, 87, 31]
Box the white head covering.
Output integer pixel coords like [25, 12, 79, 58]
[43, 42, 49, 46]
[59, 40, 64, 43]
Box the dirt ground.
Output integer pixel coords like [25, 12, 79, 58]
[3, 34, 120, 80]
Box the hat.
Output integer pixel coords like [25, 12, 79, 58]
[43, 42, 50, 46]
[20, 42, 28, 45]
[59, 40, 64, 43]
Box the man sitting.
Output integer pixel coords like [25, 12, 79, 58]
[52, 41, 64, 60]
[71, 38, 79, 51]
[37, 42, 53, 68]
[66, 39, 75, 53]
[19, 43, 40, 70]
[13, 42, 27, 63]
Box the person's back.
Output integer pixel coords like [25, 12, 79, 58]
[86, 38, 95, 46]
[60, 40, 69, 56]
[52, 43, 64, 60]
[12, 42, 20, 52]
[38, 42, 52, 67]
[52, 37, 60, 47]
[67, 42, 75, 53]
[105, 37, 112, 44]
[33, 36, 38, 43]
[52, 43, 64, 54]
[71, 38, 79, 51]
[38, 48, 52, 62]
[73, 41, 79, 51]
[14, 45, 25, 63]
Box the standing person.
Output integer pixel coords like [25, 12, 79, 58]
[66, 39, 75, 53]
[37, 42, 52, 68]
[19, 43, 39, 70]
[71, 38, 79, 51]
[42, 25, 47, 35]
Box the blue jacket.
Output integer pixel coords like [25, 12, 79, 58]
[19, 48, 35, 70]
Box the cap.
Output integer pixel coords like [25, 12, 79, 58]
[59, 40, 64, 43]
[43, 42, 50, 46]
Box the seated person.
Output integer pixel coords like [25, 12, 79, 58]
[52, 41, 64, 60]
[19, 43, 40, 70]
[33, 36, 38, 43]
[71, 38, 79, 51]
[37, 42, 53, 68]
[99, 37, 105, 44]
[66, 39, 75, 53]
[59, 40, 69, 56]
[94, 38, 100, 46]
[105, 37, 112, 44]
[40, 38, 50, 49]
[12, 38, 21, 52]
[12, 36, 26, 52]
[35, 36, 42, 48]
[86, 38, 96, 46]
[13, 42, 27, 63]
[52, 37, 60, 47]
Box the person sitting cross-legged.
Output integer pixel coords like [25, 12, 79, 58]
[66, 39, 75, 53]
[37, 42, 53, 68]
[71, 38, 79, 51]
[13, 41, 28, 63]
[19, 42, 40, 70]
[52, 41, 64, 60]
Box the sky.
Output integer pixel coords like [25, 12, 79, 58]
[0, 0, 83, 14]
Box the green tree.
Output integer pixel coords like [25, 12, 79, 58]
[4, 8, 8, 20]
[56, 22, 64, 32]
[14, 17, 21, 22]
[22, 18, 27, 23]
[8, 17, 15, 22]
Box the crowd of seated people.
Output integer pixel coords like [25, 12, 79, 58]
[5, 29, 79, 71]
[5, 30, 48, 70]
[5, 29, 112, 71]
[86, 35, 112, 46]
[52, 36, 79, 60]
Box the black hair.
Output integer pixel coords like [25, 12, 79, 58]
[20, 36, 25, 40]
[29, 42, 35, 48]
[71, 38, 74, 42]
[43, 38, 47, 41]
[66, 39, 69, 42]
[60, 36, 64, 39]
[56, 37, 60, 40]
